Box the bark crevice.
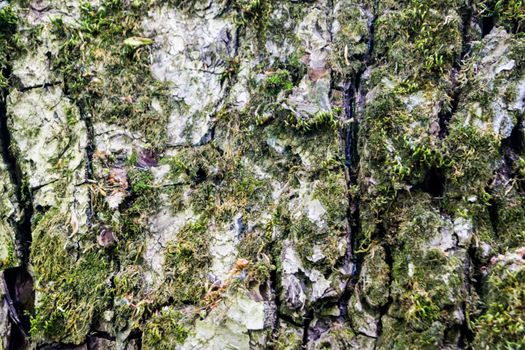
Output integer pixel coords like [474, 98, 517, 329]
[0, 64, 34, 348]
[340, 0, 377, 319]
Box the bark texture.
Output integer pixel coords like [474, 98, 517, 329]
[0, 0, 524, 349]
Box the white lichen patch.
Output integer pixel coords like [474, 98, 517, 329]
[7, 87, 88, 215]
[94, 122, 147, 158]
[181, 291, 266, 350]
[285, 6, 333, 118]
[143, 5, 236, 146]
[209, 213, 243, 281]
[144, 205, 196, 290]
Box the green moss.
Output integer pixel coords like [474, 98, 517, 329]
[490, 179, 525, 249]
[161, 217, 210, 304]
[93, 166, 159, 251]
[0, 222, 17, 269]
[168, 145, 221, 185]
[142, 307, 190, 349]
[370, 195, 465, 347]
[235, 0, 269, 18]
[89, 161, 161, 334]
[374, 0, 462, 80]
[234, 0, 278, 46]
[360, 245, 391, 308]
[474, 260, 525, 349]
[443, 124, 500, 212]
[0, 4, 21, 88]
[30, 210, 112, 344]
[480, 0, 525, 33]
[378, 316, 447, 350]
[313, 170, 348, 225]
[271, 321, 303, 350]
[130, 168, 155, 196]
[237, 232, 273, 283]
[331, 2, 370, 78]
[112, 264, 147, 331]
[315, 325, 356, 349]
[286, 109, 341, 132]
[358, 87, 448, 242]
[263, 69, 294, 96]
[167, 141, 273, 223]
[516, 156, 525, 181]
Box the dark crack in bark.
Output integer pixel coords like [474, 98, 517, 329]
[438, 2, 473, 139]
[373, 242, 393, 350]
[0, 64, 34, 350]
[339, 0, 377, 321]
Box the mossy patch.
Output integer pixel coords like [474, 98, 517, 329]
[30, 210, 112, 344]
[0, 4, 20, 88]
[160, 217, 211, 305]
[142, 306, 190, 349]
[473, 256, 525, 349]
[373, 195, 465, 347]
[51, 0, 171, 149]
[0, 222, 17, 269]
[480, 0, 525, 33]
[374, 0, 463, 79]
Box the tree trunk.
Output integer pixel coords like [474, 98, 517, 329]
[0, 0, 524, 349]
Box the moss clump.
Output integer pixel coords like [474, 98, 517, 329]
[474, 258, 525, 349]
[314, 325, 356, 349]
[93, 165, 159, 258]
[142, 307, 190, 349]
[161, 217, 211, 304]
[286, 110, 340, 132]
[235, 0, 269, 18]
[30, 210, 112, 344]
[443, 124, 500, 214]
[89, 158, 162, 334]
[112, 264, 148, 332]
[237, 231, 273, 283]
[0, 222, 16, 269]
[168, 144, 222, 187]
[263, 69, 294, 96]
[480, 0, 525, 33]
[168, 140, 273, 222]
[244, 57, 306, 123]
[359, 245, 390, 308]
[374, 0, 463, 79]
[234, 0, 274, 44]
[490, 179, 525, 249]
[358, 88, 447, 241]
[313, 170, 348, 226]
[331, 2, 371, 78]
[0, 4, 20, 88]
[374, 195, 465, 347]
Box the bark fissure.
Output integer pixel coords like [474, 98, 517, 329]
[18, 81, 61, 92]
[0, 66, 34, 348]
[77, 99, 96, 228]
[457, 252, 475, 347]
[438, 4, 473, 138]
[300, 308, 314, 349]
[373, 243, 393, 349]
[340, 0, 377, 318]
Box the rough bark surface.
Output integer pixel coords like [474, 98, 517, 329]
[0, 0, 524, 349]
